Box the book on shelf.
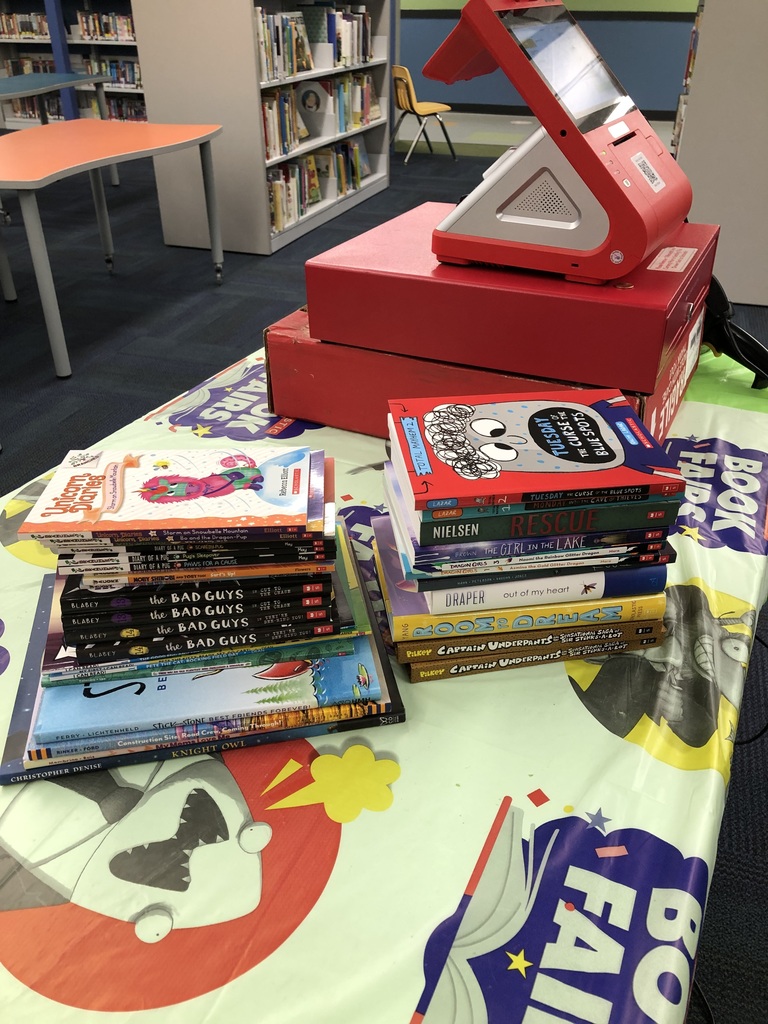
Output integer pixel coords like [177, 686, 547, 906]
[18, 446, 328, 544]
[394, 618, 667, 664]
[388, 389, 686, 511]
[295, 78, 336, 136]
[0, 575, 405, 785]
[372, 515, 667, 644]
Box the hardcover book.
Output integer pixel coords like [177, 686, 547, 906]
[18, 446, 325, 543]
[388, 390, 685, 511]
[384, 460, 678, 549]
[373, 515, 666, 643]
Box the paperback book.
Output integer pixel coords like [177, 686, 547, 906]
[394, 619, 667, 663]
[406, 631, 663, 682]
[388, 390, 685, 511]
[373, 515, 667, 643]
[0, 576, 405, 785]
[18, 446, 325, 543]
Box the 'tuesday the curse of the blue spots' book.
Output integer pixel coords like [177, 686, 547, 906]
[388, 390, 685, 511]
[18, 447, 320, 541]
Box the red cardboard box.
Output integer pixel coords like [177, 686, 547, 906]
[305, 202, 718, 395]
[264, 306, 704, 443]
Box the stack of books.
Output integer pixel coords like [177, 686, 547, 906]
[1, 446, 404, 783]
[376, 390, 685, 682]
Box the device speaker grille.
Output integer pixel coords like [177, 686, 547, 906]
[499, 170, 580, 224]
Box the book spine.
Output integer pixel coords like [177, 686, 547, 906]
[395, 618, 666, 663]
[71, 618, 343, 664]
[60, 574, 332, 612]
[408, 635, 661, 681]
[415, 502, 679, 544]
[62, 601, 338, 645]
[417, 494, 679, 520]
[387, 593, 667, 643]
[79, 560, 335, 588]
[56, 543, 334, 571]
[409, 548, 676, 591]
[42, 635, 357, 686]
[426, 565, 668, 614]
[6, 705, 405, 784]
[405, 547, 674, 580]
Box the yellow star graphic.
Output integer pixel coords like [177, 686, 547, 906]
[506, 950, 533, 977]
[678, 525, 702, 542]
[192, 424, 214, 437]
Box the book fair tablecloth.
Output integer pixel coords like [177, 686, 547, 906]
[0, 346, 766, 1024]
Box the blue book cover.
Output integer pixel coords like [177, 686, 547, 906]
[33, 632, 383, 743]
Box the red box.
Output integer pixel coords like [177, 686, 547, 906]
[305, 202, 718, 395]
[264, 307, 703, 443]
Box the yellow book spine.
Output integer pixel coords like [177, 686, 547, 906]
[388, 593, 667, 643]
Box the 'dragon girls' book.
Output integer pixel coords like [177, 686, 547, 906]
[18, 446, 325, 545]
[388, 390, 685, 511]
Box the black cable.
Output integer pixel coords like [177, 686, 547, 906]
[691, 976, 717, 1024]
[734, 632, 768, 745]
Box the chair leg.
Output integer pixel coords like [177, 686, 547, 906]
[435, 114, 458, 161]
[404, 118, 430, 165]
[389, 111, 407, 146]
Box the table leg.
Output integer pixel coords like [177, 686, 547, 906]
[17, 191, 71, 378]
[199, 140, 223, 284]
[0, 228, 17, 302]
[94, 83, 120, 187]
[88, 168, 114, 272]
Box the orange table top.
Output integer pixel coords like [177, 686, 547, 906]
[0, 120, 223, 189]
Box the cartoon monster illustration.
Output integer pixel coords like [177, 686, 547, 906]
[139, 467, 265, 503]
[568, 582, 753, 749]
[0, 757, 272, 941]
[421, 398, 627, 480]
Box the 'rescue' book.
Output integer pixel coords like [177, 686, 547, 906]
[18, 446, 327, 545]
[383, 460, 678, 548]
[388, 390, 685, 511]
[406, 632, 663, 681]
[373, 515, 666, 643]
[394, 618, 666, 663]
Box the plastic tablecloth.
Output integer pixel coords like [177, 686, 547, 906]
[0, 347, 766, 1023]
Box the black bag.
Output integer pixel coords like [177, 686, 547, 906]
[702, 276, 768, 390]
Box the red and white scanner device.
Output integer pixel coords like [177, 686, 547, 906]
[423, 0, 693, 283]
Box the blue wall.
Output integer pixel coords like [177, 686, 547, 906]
[400, 16, 693, 115]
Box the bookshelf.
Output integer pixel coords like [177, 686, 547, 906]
[0, 2, 145, 125]
[130, 0, 390, 255]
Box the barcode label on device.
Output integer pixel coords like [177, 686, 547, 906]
[631, 152, 666, 192]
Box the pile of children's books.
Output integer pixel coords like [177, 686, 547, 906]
[376, 389, 684, 682]
[0, 446, 404, 784]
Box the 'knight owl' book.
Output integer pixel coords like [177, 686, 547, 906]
[18, 446, 323, 543]
[388, 390, 685, 511]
